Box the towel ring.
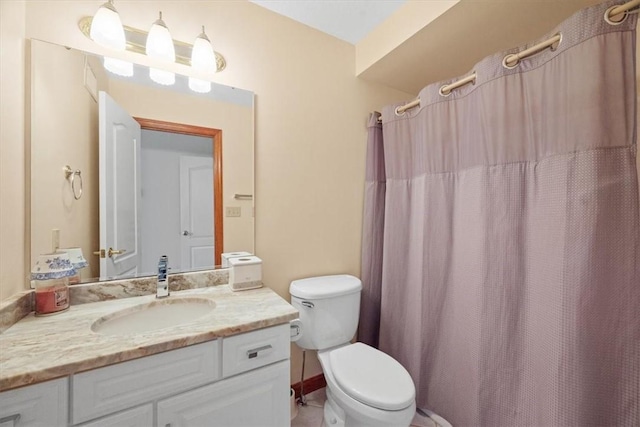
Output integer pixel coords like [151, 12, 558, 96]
[63, 165, 83, 200]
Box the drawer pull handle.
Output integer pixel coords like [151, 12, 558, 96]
[0, 414, 21, 427]
[247, 344, 273, 359]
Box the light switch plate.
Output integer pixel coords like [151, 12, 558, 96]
[226, 207, 241, 217]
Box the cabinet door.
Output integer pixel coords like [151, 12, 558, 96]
[158, 360, 290, 427]
[73, 340, 219, 424]
[0, 378, 67, 427]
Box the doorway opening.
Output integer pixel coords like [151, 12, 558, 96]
[135, 118, 223, 268]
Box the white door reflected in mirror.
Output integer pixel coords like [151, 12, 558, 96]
[180, 156, 215, 270]
[99, 91, 142, 279]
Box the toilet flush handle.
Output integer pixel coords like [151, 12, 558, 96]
[301, 301, 314, 309]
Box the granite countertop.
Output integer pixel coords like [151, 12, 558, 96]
[0, 285, 298, 392]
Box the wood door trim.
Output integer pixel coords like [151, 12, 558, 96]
[134, 117, 223, 266]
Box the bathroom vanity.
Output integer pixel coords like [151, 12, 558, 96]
[0, 284, 298, 426]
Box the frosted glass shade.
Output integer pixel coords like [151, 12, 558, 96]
[146, 16, 175, 61]
[149, 68, 175, 85]
[146, 13, 176, 85]
[188, 28, 215, 94]
[103, 57, 133, 77]
[89, 1, 126, 50]
[188, 77, 211, 93]
[191, 33, 216, 73]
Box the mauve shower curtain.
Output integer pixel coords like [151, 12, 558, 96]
[360, 2, 639, 426]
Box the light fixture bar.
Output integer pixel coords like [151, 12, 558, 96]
[78, 16, 226, 72]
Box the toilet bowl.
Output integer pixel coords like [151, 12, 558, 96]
[318, 343, 416, 427]
[289, 275, 417, 427]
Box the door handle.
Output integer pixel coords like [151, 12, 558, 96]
[93, 249, 106, 258]
[93, 248, 126, 258]
[183, 230, 193, 236]
[107, 248, 126, 257]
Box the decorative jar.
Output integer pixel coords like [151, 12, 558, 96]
[31, 252, 76, 316]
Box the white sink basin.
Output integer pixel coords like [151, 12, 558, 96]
[91, 297, 216, 335]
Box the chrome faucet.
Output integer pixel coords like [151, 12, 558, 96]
[157, 255, 169, 298]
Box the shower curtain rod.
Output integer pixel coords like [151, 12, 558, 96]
[376, 0, 640, 123]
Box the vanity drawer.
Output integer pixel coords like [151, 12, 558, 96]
[72, 340, 219, 424]
[0, 378, 68, 427]
[76, 404, 152, 427]
[222, 324, 289, 377]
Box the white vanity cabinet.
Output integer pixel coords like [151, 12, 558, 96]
[0, 378, 67, 427]
[0, 323, 291, 427]
[157, 360, 289, 427]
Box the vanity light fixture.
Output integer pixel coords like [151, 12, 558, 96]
[78, 11, 227, 88]
[146, 11, 176, 86]
[189, 26, 216, 93]
[89, 0, 133, 77]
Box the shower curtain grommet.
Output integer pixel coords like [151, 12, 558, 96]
[439, 85, 452, 97]
[502, 55, 520, 69]
[604, 5, 629, 25]
[549, 32, 562, 51]
[394, 106, 406, 117]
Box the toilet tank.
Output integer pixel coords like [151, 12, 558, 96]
[289, 275, 362, 351]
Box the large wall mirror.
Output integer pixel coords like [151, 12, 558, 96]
[29, 39, 254, 284]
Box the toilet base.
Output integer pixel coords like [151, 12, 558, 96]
[322, 385, 415, 427]
[322, 390, 345, 427]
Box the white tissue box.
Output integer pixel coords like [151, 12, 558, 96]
[221, 251, 253, 268]
[228, 256, 263, 291]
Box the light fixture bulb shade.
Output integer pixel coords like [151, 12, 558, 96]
[90, 1, 126, 50]
[191, 33, 216, 73]
[146, 14, 175, 62]
[188, 77, 212, 93]
[103, 57, 133, 77]
[149, 68, 175, 85]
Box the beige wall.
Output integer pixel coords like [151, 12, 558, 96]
[0, 0, 26, 301]
[1, 1, 412, 381]
[30, 42, 108, 281]
[107, 77, 255, 253]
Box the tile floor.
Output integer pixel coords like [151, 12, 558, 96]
[291, 388, 440, 427]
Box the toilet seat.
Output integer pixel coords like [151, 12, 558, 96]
[328, 342, 415, 411]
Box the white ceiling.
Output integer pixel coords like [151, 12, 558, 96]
[249, 0, 407, 44]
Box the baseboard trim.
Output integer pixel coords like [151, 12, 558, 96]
[291, 373, 326, 399]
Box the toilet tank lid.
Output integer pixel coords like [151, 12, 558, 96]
[289, 275, 362, 299]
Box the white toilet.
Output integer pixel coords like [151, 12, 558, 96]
[290, 275, 416, 427]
